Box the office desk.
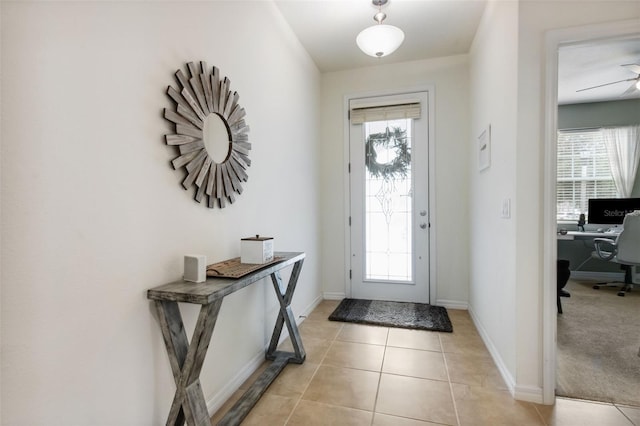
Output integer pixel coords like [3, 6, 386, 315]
[557, 231, 621, 271]
[148, 252, 306, 426]
[557, 231, 621, 241]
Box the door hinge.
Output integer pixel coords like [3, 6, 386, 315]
[347, 110, 350, 120]
[349, 216, 351, 226]
[349, 269, 352, 279]
[348, 162, 351, 173]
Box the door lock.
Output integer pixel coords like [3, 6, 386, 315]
[419, 223, 427, 229]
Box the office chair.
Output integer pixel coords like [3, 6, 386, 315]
[591, 210, 640, 297]
[557, 259, 571, 314]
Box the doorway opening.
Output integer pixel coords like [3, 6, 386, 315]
[542, 19, 640, 406]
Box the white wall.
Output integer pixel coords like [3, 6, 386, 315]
[468, 0, 519, 391]
[320, 55, 470, 307]
[515, 0, 639, 402]
[0, 2, 321, 424]
[469, 0, 640, 404]
[0, 2, 3, 421]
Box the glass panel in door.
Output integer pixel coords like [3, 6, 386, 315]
[349, 92, 430, 303]
[364, 119, 413, 282]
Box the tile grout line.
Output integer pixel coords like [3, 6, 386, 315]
[440, 332, 462, 426]
[283, 321, 343, 425]
[615, 404, 637, 426]
[531, 403, 549, 426]
[369, 327, 390, 426]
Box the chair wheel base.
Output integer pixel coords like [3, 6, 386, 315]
[592, 283, 632, 296]
[618, 285, 632, 297]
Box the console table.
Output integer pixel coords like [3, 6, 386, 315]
[148, 252, 306, 426]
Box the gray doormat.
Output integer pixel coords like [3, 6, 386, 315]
[328, 299, 453, 332]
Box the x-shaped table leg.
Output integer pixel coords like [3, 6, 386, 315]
[155, 298, 223, 426]
[266, 258, 306, 363]
[218, 258, 306, 426]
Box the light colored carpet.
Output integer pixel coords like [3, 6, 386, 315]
[556, 279, 640, 407]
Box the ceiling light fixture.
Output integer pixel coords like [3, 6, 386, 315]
[356, 0, 404, 58]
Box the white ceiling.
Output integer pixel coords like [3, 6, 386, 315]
[558, 36, 640, 105]
[274, 0, 486, 73]
[274, 1, 640, 105]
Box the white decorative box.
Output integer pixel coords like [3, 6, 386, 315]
[240, 235, 274, 264]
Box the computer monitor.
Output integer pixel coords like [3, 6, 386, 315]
[587, 198, 640, 225]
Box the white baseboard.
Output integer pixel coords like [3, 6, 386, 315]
[323, 292, 345, 300]
[468, 306, 544, 404]
[467, 306, 516, 394]
[436, 299, 468, 310]
[206, 349, 265, 416]
[572, 270, 640, 284]
[205, 293, 322, 417]
[570, 271, 623, 282]
[298, 294, 324, 321]
[514, 384, 544, 404]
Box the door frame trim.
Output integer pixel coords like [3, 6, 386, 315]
[342, 86, 437, 303]
[542, 19, 639, 405]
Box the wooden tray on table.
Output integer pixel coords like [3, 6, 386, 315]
[206, 256, 285, 279]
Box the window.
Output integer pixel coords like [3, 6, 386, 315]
[363, 119, 413, 282]
[557, 129, 619, 221]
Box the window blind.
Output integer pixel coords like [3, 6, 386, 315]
[557, 129, 619, 221]
[350, 103, 421, 124]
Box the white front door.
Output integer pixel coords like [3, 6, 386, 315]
[349, 92, 430, 303]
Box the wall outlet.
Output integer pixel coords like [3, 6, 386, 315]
[501, 198, 511, 219]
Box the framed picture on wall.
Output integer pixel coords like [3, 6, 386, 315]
[478, 125, 491, 171]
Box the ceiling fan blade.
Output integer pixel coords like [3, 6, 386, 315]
[621, 64, 640, 74]
[576, 78, 636, 92]
[621, 82, 639, 97]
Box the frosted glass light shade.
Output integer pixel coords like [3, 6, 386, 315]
[356, 24, 405, 58]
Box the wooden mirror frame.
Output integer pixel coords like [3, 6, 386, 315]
[164, 61, 251, 209]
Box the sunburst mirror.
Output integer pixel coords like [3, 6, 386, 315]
[164, 61, 251, 208]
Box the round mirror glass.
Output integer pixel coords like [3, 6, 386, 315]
[203, 113, 231, 163]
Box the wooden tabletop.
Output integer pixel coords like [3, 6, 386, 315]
[147, 252, 305, 305]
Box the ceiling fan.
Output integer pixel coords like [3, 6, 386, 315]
[576, 63, 640, 96]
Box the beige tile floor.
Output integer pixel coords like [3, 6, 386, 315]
[212, 300, 640, 426]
